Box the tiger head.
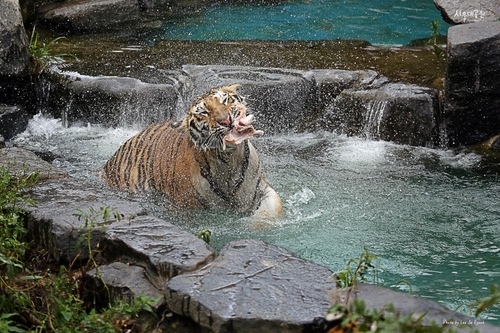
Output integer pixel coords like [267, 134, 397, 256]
[181, 84, 263, 151]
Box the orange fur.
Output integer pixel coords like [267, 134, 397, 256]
[100, 85, 283, 216]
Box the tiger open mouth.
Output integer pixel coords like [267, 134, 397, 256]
[222, 107, 263, 150]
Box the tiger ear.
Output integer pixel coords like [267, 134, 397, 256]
[222, 84, 240, 93]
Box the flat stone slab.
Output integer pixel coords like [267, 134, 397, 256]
[26, 178, 146, 263]
[165, 239, 337, 333]
[102, 215, 215, 288]
[85, 262, 164, 310]
[0, 147, 68, 181]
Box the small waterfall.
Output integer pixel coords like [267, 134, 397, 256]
[363, 99, 387, 139]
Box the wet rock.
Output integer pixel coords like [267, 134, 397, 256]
[101, 215, 215, 289]
[0, 104, 29, 140]
[165, 239, 337, 333]
[305, 69, 388, 131]
[323, 83, 439, 146]
[26, 178, 147, 263]
[40, 0, 142, 33]
[434, 0, 500, 24]
[443, 22, 500, 147]
[43, 69, 183, 126]
[182, 65, 314, 134]
[0, 147, 68, 181]
[0, 0, 31, 77]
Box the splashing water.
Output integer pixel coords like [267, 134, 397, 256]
[11, 115, 500, 325]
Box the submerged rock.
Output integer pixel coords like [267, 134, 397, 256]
[443, 21, 500, 147]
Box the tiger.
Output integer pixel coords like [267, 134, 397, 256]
[99, 84, 282, 217]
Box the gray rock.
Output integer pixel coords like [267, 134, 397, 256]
[85, 262, 165, 310]
[0, 0, 31, 77]
[40, 0, 142, 33]
[443, 22, 500, 147]
[182, 65, 314, 134]
[101, 215, 215, 289]
[353, 283, 500, 333]
[0, 104, 29, 140]
[0, 147, 68, 182]
[305, 69, 388, 131]
[323, 83, 439, 146]
[26, 178, 147, 263]
[165, 239, 337, 333]
[43, 69, 183, 127]
[434, 0, 500, 24]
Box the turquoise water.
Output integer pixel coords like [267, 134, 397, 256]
[156, 0, 449, 45]
[13, 117, 500, 326]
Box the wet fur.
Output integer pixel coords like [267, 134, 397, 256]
[100, 85, 282, 216]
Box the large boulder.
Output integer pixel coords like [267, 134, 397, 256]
[443, 21, 500, 147]
[39, 0, 143, 33]
[0, 0, 31, 78]
[434, 0, 500, 24]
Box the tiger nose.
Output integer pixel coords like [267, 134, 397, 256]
[218, 115, 231, 127]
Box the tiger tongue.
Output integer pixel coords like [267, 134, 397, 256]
[223, 110, 263, 149]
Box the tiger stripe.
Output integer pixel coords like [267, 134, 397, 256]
[100, 85, 282, 217]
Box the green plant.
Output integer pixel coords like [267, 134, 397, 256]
[333, 247, 380, 288]
[197, 228, 212, 244]
[36, 266, 158, 332]
[0, 167, 159, 332]
[28, 25, 75, 74]
[0, 166, 39, 332]
[427, 20, 445, 59]
[0, 164, 38, 284]
[470, 283, 500, 318]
